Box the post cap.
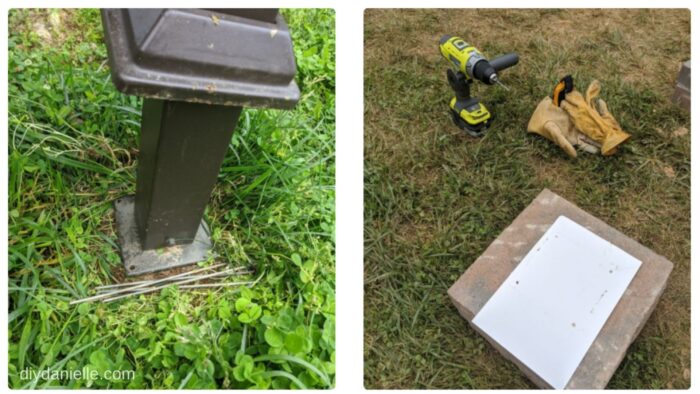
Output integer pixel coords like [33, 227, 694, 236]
[101, 9, 300, 109]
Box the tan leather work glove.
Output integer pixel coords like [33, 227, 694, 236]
[560, 80, 631, 156]
[527, 97, 600, 158]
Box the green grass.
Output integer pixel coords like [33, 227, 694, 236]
[8, 8, 335, 389]
[364, 9, 689, 389]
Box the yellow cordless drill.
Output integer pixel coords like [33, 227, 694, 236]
[439, 35, 519, 137]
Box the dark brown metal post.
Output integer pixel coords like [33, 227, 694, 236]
[102, 8, 299, 275]
[135, 99, 241, 250]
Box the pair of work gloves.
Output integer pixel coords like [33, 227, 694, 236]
[527, 80, 630, 157]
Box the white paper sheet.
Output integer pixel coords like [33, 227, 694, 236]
[472, 215, 641, 389]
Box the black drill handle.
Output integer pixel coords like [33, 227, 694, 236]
[489, 53, 519, 72]
[447, 69, 471, 100]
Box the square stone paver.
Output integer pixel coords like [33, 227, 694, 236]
[448, 188, 674, 389]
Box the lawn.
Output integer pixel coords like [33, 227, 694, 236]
[8, 8, 335, 389]
[364, 9, 689, 389]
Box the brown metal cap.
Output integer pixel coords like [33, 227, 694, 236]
[101, 9, 300, 108]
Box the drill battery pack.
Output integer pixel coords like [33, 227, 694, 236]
[449, 96, 492, 137]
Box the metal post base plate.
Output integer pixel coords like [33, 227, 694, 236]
[114, 196, 212, 276]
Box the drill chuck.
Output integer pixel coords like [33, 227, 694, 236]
[474, 53, 519, 85]
[472, 60, 497, 85]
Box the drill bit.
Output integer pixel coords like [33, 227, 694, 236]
[488, 74, 510, 91]
[495, 78, 510, 91]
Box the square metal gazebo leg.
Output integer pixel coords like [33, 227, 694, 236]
[114, 99, 242, 276]
[102, 9, 299, 276]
